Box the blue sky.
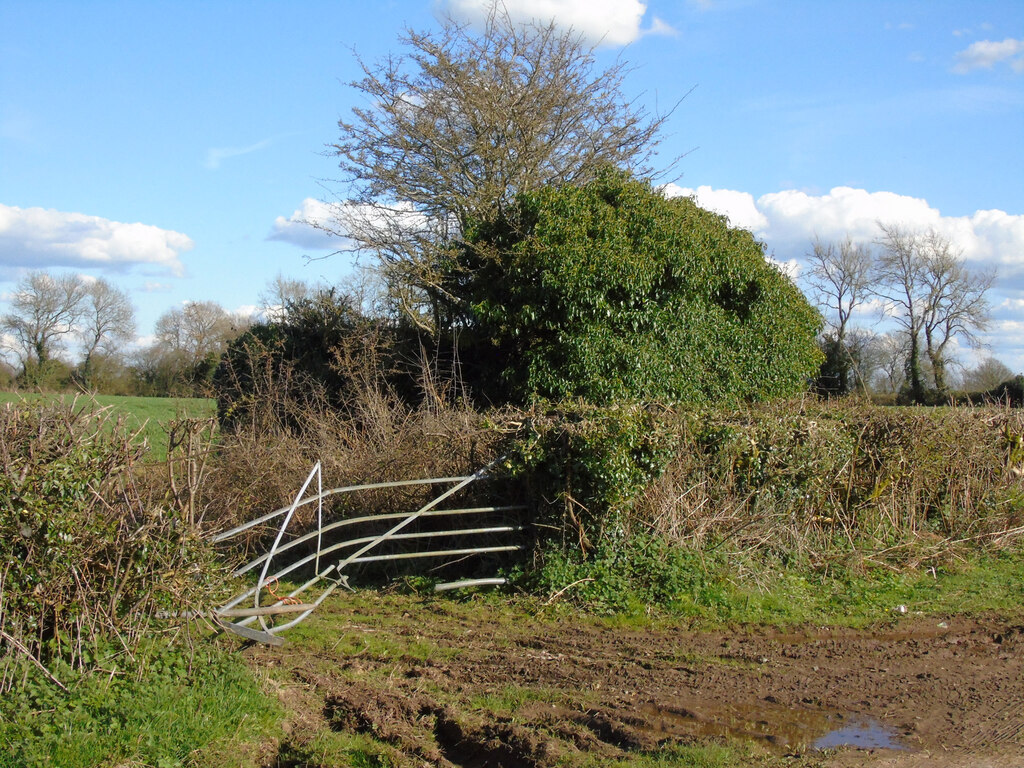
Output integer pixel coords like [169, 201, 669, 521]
[2, 0, 1023, 374]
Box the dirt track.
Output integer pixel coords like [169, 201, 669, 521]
[250, 595, 1024, 767]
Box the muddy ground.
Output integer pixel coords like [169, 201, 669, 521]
[247, 595, 1024, 767]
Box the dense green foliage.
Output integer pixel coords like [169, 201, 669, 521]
[518, 527, 720, 615]
[458, 171, 823, 405]
[505, 401, 683, 546]
[508, 398, 1024, 570]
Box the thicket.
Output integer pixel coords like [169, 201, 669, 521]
[961, 374, 1024, 408]
[200, 379, 1024, 598]
[0, 400, 218, 675]
[213, 289, 385, 432]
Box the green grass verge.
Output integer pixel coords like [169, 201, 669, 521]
[0, 391, 216, 461]
[525, 544, 1024, 629]
[720, 551, 1024, 627]
[0, 641, 279, 768]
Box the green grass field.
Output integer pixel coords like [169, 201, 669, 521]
[0, 391, 216, 461]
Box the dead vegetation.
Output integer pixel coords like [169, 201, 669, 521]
[632, 399, 1024, 569]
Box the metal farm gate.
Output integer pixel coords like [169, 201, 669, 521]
[209, 460, 524, 645]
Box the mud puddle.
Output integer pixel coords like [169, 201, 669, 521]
[643, 702, 909, 753]
[813, 716, 908, 751]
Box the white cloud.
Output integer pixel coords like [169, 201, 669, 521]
[962, 208, 1024, 270]
[854, 297, 887, 317]
[662, 183, 768, 231]
[643, 16, 676, 39]
[132, 333, 157, 349]
[756, 187, 942, 248]
[440, 0, 674, 46]
[996, 297, 1024, 316]
[0, 205, 191, 276]
[953, 38, 1024, 74]
[268, 198, 339, 250]
[996, 319, 1024, 335]
[990, 319, 1024, 374]
[233, 304, 261, 320]
[766, 256, 800, 280]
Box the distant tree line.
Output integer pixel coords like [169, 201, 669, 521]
[803, 223, 1010, 403]
[0, 271, 250, 397]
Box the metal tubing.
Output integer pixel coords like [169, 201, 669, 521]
[334, 459, 499, 572]
[232, 506, 526, 577]
[315, 462, 323, 577]
[216, 456, 515, 641]
[265, 578, 344, 634]
[231, 525, 522, 597]
[346, 544, 520, 563]
[215, 603, 318, 618]
[226, 562, 339, 629]
[256, 461, 321, 631]
[434, 578, 508, 592]
[211, 476, 473, 542]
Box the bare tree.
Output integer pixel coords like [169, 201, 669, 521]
[873, 224, 931, 402]
[961, 356, 1015, 393]
[873, 331, 909, 394]
[78, 278, 136, 388]
[154, 301, 241, 366]
[873, 224, 993, 400]
[149, 301, 248, 396]
[805, 235, 874, 393]
[328, 10, 678, 332]
[258, 274, 320, 321]
[917, 230, 993, 392]
[0, 271, 86, 369]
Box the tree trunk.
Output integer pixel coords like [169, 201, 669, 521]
[906, 331, 926, 403]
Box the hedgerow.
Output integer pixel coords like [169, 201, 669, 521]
[0, 400, 218, 670]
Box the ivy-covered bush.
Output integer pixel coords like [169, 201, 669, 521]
[458, 170, 822, 405]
